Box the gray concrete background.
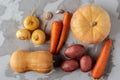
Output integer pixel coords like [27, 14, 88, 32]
[0, 0, 120, 80]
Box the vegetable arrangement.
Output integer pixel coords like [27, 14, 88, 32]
[16, 8, 53, 45]
[10, 3, 113, 79]
[61, 44, 93, 72]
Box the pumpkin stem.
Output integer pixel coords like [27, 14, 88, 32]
[90, 21, 97, 27]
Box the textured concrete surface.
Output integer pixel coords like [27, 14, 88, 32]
[0, 0, 120, 80]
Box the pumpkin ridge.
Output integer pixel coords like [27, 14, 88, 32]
[93, 27, 105, 38]
[80, 6, 93, 42]
[90, 4, 101, 22]
[95, 14, 101, 22]
[91, 28, 93, 42]
[78, 10, 90, 24]
[95, 23, 110, 37]
[81, 28, 93, 43]
[89, 5, 92, 23]
[90, 5, 99, 27]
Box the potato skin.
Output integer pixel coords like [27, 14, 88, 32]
[32, 30, 46, 45]
[24, 16, 40, 31]
[61, 59, 79, 72]
[64, 44, 85, 59]
[80, 55, 92, 72]
[16, 29, 31, 40]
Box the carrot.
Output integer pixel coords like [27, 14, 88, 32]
[56, 11, 71, 54]
[91, 38, 112, 80]
[50, 21, 63, 54]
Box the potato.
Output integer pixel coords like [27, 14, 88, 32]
[16, 29, 31, 40]
[80, 55, 92, 72]
[64, 44, 85, 59]
[61, 59, 79, 72]
[24, 16, 40, 31]
[32, 30, 46, 45]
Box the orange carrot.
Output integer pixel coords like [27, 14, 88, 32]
[50, 21, 63, 54]
[91, 38, 112, 80]
[56, 11, 71, 54]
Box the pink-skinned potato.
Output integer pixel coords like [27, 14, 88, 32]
[80, 55, 92, 72]
[61, 59, 79, 72]
[64, 44, 85, 59]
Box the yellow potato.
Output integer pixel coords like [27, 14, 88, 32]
[16, 29, 31, 40]
[32, 29, 46, 45]
[24, 16, 40, 30]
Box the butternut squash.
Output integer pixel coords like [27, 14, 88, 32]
[10, 50, 54, 73]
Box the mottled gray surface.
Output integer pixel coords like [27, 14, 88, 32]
[0, 0, 120, 80]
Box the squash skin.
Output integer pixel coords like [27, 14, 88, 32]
[10, 50, 53, 73]
[71, 4, 111, 44]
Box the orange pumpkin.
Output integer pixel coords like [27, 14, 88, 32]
[71, 4, 111, 44]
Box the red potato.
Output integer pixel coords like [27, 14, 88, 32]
[61, 59, 79, 72]
[80, 55, 92, 72]
[64, 44, 85, 59]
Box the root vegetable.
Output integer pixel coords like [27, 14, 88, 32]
[64, 44, 85, 59]
[50, 21, 63, 54]
[80, 55, 92, 72]
[61, 59, 79, 72]
[16, 29, 31, 40]
[32, 29, 46, 45]
[91, 38, 112, 79]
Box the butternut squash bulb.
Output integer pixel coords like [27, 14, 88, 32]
[71, 4, 111, 44]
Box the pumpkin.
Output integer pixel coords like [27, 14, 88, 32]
[71, 4, 111, 44]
